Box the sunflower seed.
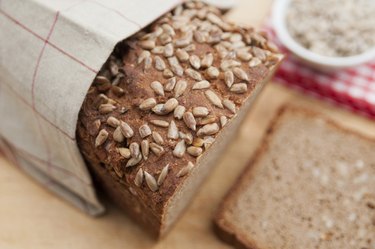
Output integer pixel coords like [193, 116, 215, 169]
[203, 136, 215, 149]
[129, 142, 140, 158]
[215, 44, 228, 58]
[139, 40, 156, 50]
[175, 37, 191, 48]
[134, 168, 144, 187]
[150, 81, 165, 96]
[192, 80, 210, 90]
[144, 171, 158, 192]
[168, 56, 184, 76]
[159, 33, 172, 45]
[185, 68, 202, 81]
[194, 30, 206, 43]
[139, 124, 152, 138]
[117, 147, 131, 159]
[220, 59, 241, 71]
[163, 98, 179, 113]
[157, 164, 169, 186]
[168, 120, 179, 139]
[174, 80, 187, 98]
[197, 114, 217, 125]
[224, 71, 234, 88]
[193, 137, 204, 147]
[176, 49, 189, 62]
[163, 68, 174, 78]
[152, 46, 164, 55]
[95, 129, 108, 147]
[189, 55, 201, 70]
[118, 106, 128, 114]
[173, 140, 186, 158]
[220, 116, 228, 127]
[232, 67, 249, 82]
[150, 142, 164, 157]
[150, 119, 169, 128]
[162, 23, 175, 36]
[237, 50, 252, 61]
[111, 86, 124, 97]
[95, 76, 111, 86]
[113, 126, 125, 142]
[165, 77, 176, 92]
[126, 154, 142, 167]
[137, 50, 151, 64]
[113, 165, 123, 178]
[183, 112, 197, 131]
[177, 162, 194, 177]
[197, 123, 220, 137]
[201, 53, 213, 68]
[223, 99, 236, 114]
[192, 106, 209, 117]
[106, 116, 120, 127]
[154, 56, 166, 71]
[152, 131, 164, 145]
[89, 119, 101, 136]
[99, 103, 116, 114]
[152, 104, 165, 115]
[128, 187, 137, 196]
[187, 146, 203, 157]
[174, 105, 186, 119]
[144, 56, 152, 71]
[179, 132, 193, 145]
[140, 140, 149, 160]
[205, 90, 223, 108]
[252, 47, 267, 61]
[207, 12, 222, 25]
[206, 66, 220, 79]
[230, 83, 248, 93]
[164, 43, 174, 57]
[139, 98, 157, 111]
[120, 121, 134, 138]
[249, 57, 261, 67]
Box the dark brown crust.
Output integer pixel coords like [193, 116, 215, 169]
[213, 105, 375, 249]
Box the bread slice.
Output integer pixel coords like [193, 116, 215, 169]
[214, 106, 375, 249]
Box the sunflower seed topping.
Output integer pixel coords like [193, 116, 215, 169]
[140, 40, 156, 50]
[223, 99, 236, 113]
[113, 126, 125, 142]
[129, 142, 140, 158]
[177, 162, 194, 177]
[174, 80, 187, 98]
[183, 112, 197, 131]
[150, 119, 169, 128]
[185, 68, 202, 81]
[120, 121, 134, 138]
[237, 50, 252, 61]
[187, 146, 203, 157]
[89, 119, 101, 136]
[139, 98, 157, 111]
[220, 116, 228, 127]
[249, 57, 261, 67]
[230, 83, 248, 93]
[139, 124, 152, 138]
[137, 50, 151, 64]
[154, 56, 166, 71]
[162, 23, 175, 36]
[189, 55, 201, 69]
[232, 67, 249, 82]
[194, 30, 206, 43]
[197, 114, 217, 125]
[144, 56, 152, 71]
[141, 140, 149, 160]
[164, 43, 174, 57]
[192, 106, 209, 117]
[168, 56, 184, 76]
[168, 120, 179, 139]
[206, 66, 220, 79]
[152, 46, 164, 55]
[95, 76, 111, 86]
[99, 103, 116, 114]
[152, 104, 165, 115]
[95, 129, 108, 147]
[193, 137, 204, 147]
[152, 131, 164, 145]
[145, 171, 158, 192]
[117, 147, 131, 159]
[174, 105, 186, 119]
[150, 81, 165, 96]
[106, 116, 120, 127]
[134, 168, 144, 187]
[176, 49, 189, 62]
[220, 59, 241, 71]
[165, 77, 176, 92]
[173, 140, 186, 158]
[201, 53, 213, 68]
[126, 154, 142, 167]
[163, 68, 174, 78]
[205, 90, 223, 108]
[197, 123, 220, 136]
[157, 164, 169, 186]
[224, 71, 235, 88]
[192, 80, 210, 90]
[163, 98, 179, 113]
[150, 142, 165, 156]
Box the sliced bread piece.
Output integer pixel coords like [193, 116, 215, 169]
[214, 106, 375, 249]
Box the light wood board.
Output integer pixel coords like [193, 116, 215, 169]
[1, 1, 374, 248]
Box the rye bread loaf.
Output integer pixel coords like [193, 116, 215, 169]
[76, 0, 282, 237]
[214, 106, 375, 249]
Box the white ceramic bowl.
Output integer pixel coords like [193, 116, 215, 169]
[272, 0, 375, 71]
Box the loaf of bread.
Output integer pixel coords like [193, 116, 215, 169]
[214, 106, 375, 249]
[76, 0, 282, 237]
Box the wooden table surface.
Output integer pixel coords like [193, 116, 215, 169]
[1, 1, 375, 249]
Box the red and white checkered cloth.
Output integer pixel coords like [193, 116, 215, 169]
[267, 29, 375, 119]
